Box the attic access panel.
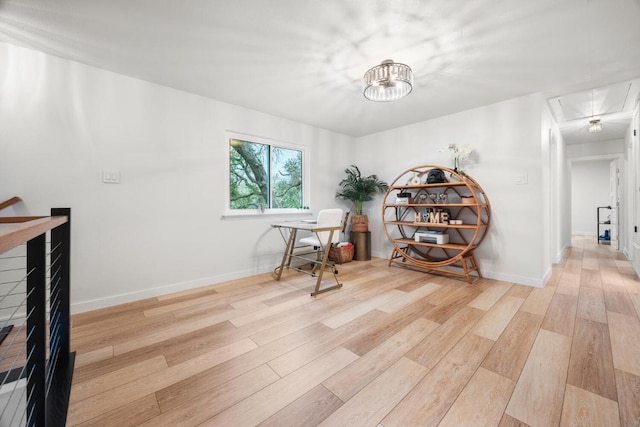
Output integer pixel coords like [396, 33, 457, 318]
[555, 82, 632, 121]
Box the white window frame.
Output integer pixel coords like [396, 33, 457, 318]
[224, 131, 311, 217]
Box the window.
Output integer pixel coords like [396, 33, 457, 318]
[226, 132, 308, 214]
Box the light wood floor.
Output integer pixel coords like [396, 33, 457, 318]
[67, 236, 640, 426]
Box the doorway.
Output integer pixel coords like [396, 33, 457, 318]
[569, 155, 623, 250]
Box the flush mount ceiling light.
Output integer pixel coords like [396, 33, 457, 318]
[363, 59, 413, 102]
[586, 89, 603, 133]
[588, 119, 602, 133]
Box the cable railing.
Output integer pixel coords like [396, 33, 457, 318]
[0, 200, 72, 427]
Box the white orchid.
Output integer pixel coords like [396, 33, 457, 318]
[439, 144, 473, 174]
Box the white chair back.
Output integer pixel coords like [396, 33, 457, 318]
[315, 208, 344, 244]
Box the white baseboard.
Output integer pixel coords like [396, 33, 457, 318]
[71, 264, 275, 314]
[553, 244, 569, 264]
[374, 249, 545, 288]
[573, 231, 597, 237]
[482, 271, 545, 288]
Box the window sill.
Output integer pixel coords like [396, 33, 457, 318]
[222, 209, 313, 220]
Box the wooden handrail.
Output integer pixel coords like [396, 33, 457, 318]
[0, 216, 45, 223]
[0, 196, 22, 212]
[0, 216, 68, 255]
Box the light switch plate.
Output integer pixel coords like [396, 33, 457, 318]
[102, 170, 121, 184]
[515, 174, 528, 185]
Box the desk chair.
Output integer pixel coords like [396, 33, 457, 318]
[299, 208, 343, 271]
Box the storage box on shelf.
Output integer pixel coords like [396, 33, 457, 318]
[381, 165, 491, 283]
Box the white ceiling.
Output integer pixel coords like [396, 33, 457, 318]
[1, 0, 640, 138]
[549, 79, 640, 144]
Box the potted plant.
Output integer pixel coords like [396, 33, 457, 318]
[336, 165, 389, 232]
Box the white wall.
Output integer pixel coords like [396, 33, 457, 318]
[546, 115, 570, 263]
[626, 102, 640, 275]
[559, 134, 572, 259]
[570, 160, 611, 236]
[352, 93, 549, 286]
[0, 42, 352, 312]
[567, 139, 625, 158]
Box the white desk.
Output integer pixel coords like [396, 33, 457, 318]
[271, 221, 343, 296]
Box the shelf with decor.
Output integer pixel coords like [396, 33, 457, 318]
[382, 165, 491, 283]
[597, 205, 611, 245]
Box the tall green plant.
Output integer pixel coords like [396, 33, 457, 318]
[336, 165, 389, 215]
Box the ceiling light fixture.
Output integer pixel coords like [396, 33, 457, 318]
[363, 59, 413, 102]
[587, 89, 603, 133]
[588, 119, 602, 133]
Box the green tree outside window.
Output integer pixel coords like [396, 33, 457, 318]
[229, 139, 303, 210]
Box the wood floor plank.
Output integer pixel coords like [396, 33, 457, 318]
[112, 304, 262, 355]
[520, 285, 556, 316]
[247, 297, 354, 346]
[340, 298, 436, 357]
[143, 284, 262, 317]
[323, 317, 438, 401]
[505, 283, 534, 299]
[377, 282, 441, 313]
[202, 347, 359, 427]
[467, 281, 513, 311]
[268, 310, 386, 377]
[71, 394, 160, 427]
[230, 295, 313, 327]
[505, 329, 572, 427]
[580, 268, 603, 288]
[155, 321, 333, 413]
[321, 289, 404, 329]
[68, 338, 257, 424]
[161, 320, 243, 366]
[169, 296, 267, 320]
[382, 333, 494, 426]
[230, 286, 301, 308]
[73, 346, 113, 368]
[541, 293, 578, 337]
[559, 384, 620, 427]
[423, 285, 483, 324]
[481, 311, 543, 381]
[556, 272, 580, 296]
[406, 306, 486, 369]
[395, 277, 436, 292]
[498, 414, 531, 427]
[319, 357, 428, 427]
[72, 311, 177, 353]
[472, 296, 524, 341]
[631, 292, 640, 319]
[438, 367, 514, 427]
[576, 286, 608, 324]
[257, 385, 343, 427]
[73, 320, 241, 384]
[262, 289, 310, 306]
[71, 354, 168, 403]
[608, 310, 640, 376]
[141, 364, 280, 426]
[601, 266, 625, 290]
[615, 368, 640, 427]
[603, 289, 637, 317]
[567, 318, 617, 401]
[71, 310, 148, 339]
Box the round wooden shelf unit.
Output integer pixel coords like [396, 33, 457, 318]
[382, 165, 491, 283]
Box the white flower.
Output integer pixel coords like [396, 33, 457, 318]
[439, 144, 474, 173]
[440, 144, 473, 159]
[458, 145, 473, 160]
